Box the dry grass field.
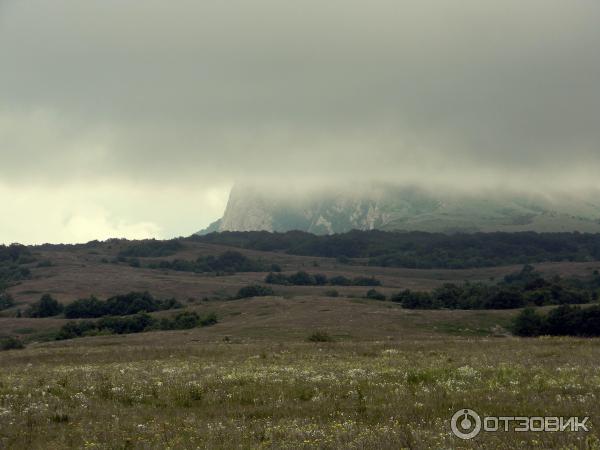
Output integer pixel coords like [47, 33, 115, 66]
[2, 240, 600, 448]
[2, 335, 600, 449]
[6, 240, 600, 307]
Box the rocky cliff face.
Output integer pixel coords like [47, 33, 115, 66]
[198, 184, 600, 235]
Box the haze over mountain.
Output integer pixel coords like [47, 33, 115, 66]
[199, 184, 600, 235]
[1, 1, 600, 243]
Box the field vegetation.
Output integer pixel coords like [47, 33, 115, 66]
[393, 265, 598, 310]
[1, 336, 599, 448]
[1, 235, 600, 448]
[192, 230, 600, 268]
[265, 271, 381, 287]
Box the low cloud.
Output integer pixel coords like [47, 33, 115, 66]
[0, 0, 599, 242]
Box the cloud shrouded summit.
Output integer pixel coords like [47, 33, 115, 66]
[0, 0, 599, 243]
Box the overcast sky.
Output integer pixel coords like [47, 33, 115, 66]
[1, 0, 599, 244]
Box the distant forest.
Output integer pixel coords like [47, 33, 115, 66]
[190, 230, 600, 269]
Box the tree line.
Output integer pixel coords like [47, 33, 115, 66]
[191, 230, 600, 269]
[391, 265, 597, 310]
[56, 311, 218, 340]
[264, 271, 381, 286]
[24, 292, 182, 318]
[0, 244, 34, 284]
[513, 305, 600, 337]
[120, 250, 281, 275]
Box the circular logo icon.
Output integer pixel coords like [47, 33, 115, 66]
[451, 409, 482, 440]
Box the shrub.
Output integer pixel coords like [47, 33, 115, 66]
[264, 272, 381, 287]
[307, 331, 334, 342]
[0, 336, 25, 351]
[199, 312, 218, 326]
[129, 258, 141, 268]
[513, 305, 600, 337]
[104, 292, 180, 315]
[512, 308, 545, 337]
[265, 272, 289, 285]
[313, 273, 329, 285]
[56, 310, 218, 340]
[64, 292, 182, 318]
[391, 290, 434, 309]
[171, 311, 201, 329]
[390, 275, 591, 310]
[119, 239, 184, 258]
[145, 251, 274, 274]
[353, 277, 381, 286]
[27, 294, 63, 317]
[36, 260, 53, 268]
[96, 313, 155, 334]
[329, 275, 352, 286]
[365, 289, 386, 300]
[235, 285, 275, 299]
[0, 292, 15, 311]
[0, 244, 32, 263]
[0, 264, 31, 283]
[64, 296, 107, 318]
[288, 271, 315, 286]
[483, 289, 525, 309]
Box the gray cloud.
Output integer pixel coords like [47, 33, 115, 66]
[0, 0, 599, 241]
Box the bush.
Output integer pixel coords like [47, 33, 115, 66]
[27, 294, 63, 317]
[64, 292, 182, 318]
[64, 296, 107, 318]
[97, 313, 155, 334]
[56, 310, 218, 340]
[129, 258, 141, 268]
[313, 273, 329, 285]
[119, 239, 184, 258]
[36, 260, 53, 268]
[145, 251, 275, 274]
[483, 289, 525, 309]
[0, 244, 35, 265]
[513, 305, 600, 337]
[104, 292, 181, 316]
[265, 272, 289, 285]
[365, 289, 386, 300]
[324, 289, 339, 297]
[264, 272, 381, 287]
[391, 290, 434, 309]
[199, 312, 218, 326]
[235, 285, 275, 299]
[0, 336, 25, 351]
[329, 276, 352, 286]
[353, 277, 381, 286]
[390, 270, 594, 310]
[288, 271, 315, 285]
[170, 311, 201, 329]
[0, 264, 31, 284]
[307, 331, 334, 342]
[512, 308, 545, 337]
[0, 292, 15, 311]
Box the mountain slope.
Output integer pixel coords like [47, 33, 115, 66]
[198, 184, 600, 234]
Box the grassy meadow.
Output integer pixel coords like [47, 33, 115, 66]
[3, 240, 600, 448]
[1, 334, 600, 449]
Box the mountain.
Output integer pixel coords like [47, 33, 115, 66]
[197, 184, 600, 235]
